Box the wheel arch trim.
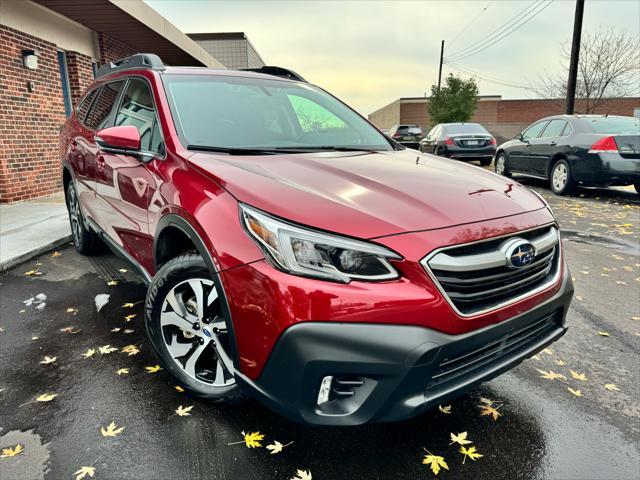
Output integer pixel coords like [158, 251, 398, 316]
[152, 214, 241, 369]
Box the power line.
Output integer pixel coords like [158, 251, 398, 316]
[446, 0, 553, 62]
[448, 0, 495, 47]
[448, 0, 554, 62]
[444, 60, 538, 91]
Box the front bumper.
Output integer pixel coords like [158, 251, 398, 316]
[236, 262, 573, 426]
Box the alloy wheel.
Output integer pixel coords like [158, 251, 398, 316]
[496, 155, 505, 175]
[68, 187, 82, 245]
[160, 278, 235, 387]
[552, 163, 568, 191]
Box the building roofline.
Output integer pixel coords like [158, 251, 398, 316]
[187, 31, 267, 66]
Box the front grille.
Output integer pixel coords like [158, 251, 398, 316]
[423, 225, 560, 316]
[426, 310, 560, 390]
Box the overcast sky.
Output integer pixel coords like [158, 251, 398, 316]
[146, 0, 640, 115]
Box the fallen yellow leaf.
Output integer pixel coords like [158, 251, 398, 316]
[124, 314, 136, 322]
[597, 331, 610, 337]
[82, 349, 96, 359]
[449, 432, 472, 446]
[116, 368, 129, 376]
[120, 344, 140, 356]
[479, 404, 502, 421]
[145, 365, 161, 373]
[60, 326, 81, 334]
[604, 383, 620, 392]
[422, 450, 449, 475]
[73, 466, 96, 480]
[570, 370, 588, 381]
[51, 251, 62, 258]
[99, 345, 118, 354]
[101, 421, 125, 437]
[266, 440, 293, 454]
[40, 355, 57, 365]
[175, 405, 194, 416]
[290, 469, 313, 480]
[1, 444, 24, 458]
[174, 386, 185, 392]
[567, 387, 583, 397]
[460, 445, 483, 463]
[438, 404, 451, 414]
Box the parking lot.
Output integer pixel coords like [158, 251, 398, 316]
[1, 183, 639, 480]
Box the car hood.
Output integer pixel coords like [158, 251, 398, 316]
[188, 149, 546, 239]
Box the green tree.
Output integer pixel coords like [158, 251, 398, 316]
[428, 74, 479, 124]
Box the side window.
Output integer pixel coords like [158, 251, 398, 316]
[522, 121, 548, 141]
[86, 81, 124, 131]
[76, 89, 98, 124]
[541, 119, 567, 138]
[115, 79, 163, 153]
[287, 94, 347, 134]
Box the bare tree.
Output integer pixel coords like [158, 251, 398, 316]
[536, 27, 640, 113]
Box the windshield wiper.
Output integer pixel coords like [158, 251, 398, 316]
[269, 146, 383, 153]
[187, 144, 279, 155]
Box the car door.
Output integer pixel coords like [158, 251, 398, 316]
[75, 81, 125, 222]
[509, 120, 548, 173]
[530, 119, 569, 177]
[94, 78, 162, 265]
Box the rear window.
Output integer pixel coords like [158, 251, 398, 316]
[583, 117, 640, 134]
[397, 126, 422, 135]
[443, 124, 487, 134]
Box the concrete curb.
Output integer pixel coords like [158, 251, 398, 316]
[0, 235, 73, 273]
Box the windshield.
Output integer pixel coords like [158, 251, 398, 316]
[443, 124, 487, 134]
[583, 116, 640, 134]
[162, 74, 392, 151]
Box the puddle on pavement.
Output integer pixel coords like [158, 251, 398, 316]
[562, 229, 639, 256]
[0, 429, 50, 479]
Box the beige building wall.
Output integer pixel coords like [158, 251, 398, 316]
[368, 99, 401, 130]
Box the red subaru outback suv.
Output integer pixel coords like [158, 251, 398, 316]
[60, 54, 573, 425]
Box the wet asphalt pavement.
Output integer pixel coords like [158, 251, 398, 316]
[1, 182, 639, 480]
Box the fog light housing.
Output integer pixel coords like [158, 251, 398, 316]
[317, 376, 333, 405]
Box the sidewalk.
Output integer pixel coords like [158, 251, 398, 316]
[0, 193, 71, 272]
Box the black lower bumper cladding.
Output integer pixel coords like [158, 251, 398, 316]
[237, 265, 573, 426]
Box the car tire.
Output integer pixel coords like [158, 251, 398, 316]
[66, 182, 99, 255]
[145, 252, 247, 403]
[549, 159, 576, 196]
[494, 152, 511, 178]
[480, 158, 492, 167]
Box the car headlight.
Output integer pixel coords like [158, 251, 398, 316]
[240, 204, 401, 283]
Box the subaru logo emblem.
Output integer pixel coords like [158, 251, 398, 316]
[505, 240, 536, 268]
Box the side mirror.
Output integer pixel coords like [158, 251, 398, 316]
[514, 133, 524, 141]
[95, 125, 141, 153]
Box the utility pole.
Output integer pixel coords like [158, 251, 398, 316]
[437, 40, 444, 90]
[566, 0, 585, 114]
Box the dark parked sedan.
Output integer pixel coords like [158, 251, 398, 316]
[495, 115, 640, 195]
[419, 123, 496, 166]
[388, 124, 423, 149]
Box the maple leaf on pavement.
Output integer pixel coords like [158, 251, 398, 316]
[19, 393, 57, 407]
[479, 397, 494, 406]
[99, 345, 117, 355]
[73, 466, 96, 480]
[460, 445, 483, 463]
[537, 369, 566, 380]
[598, 331, 610, 337]
[51, 251, 62, 258]
[438, 404, 452, 414]
[422, 450, 449, 475]
[479, 404, 502, 421]
[124, 314, 136, 322]
[174, 386, 185, 392]
[82, 349, 96, 359]
[554, 360, 566, 366]
[1, 444, 24, 458]
[122, 301, 142, 308]
[121, 345, 140, 356]
[449, 432, 473, 446]
[116, 368, 129, 376]
[60, 326, 81, 334]
[604, 383, 620, 392]
[266, 440, 293, 454]
[290, 469, 312, 480]
[570, 370, 588, 381]
[567, 387, 583, 397]
[110, 328, 121, 333]
[101, 421, 125, 437]
[40, 356, 57, 365]
[145, 365, 161, 373]
[175, 405, 194, 416]
[243, 431, 264, 448]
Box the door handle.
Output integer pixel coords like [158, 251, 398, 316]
[549, 141, 557, 146]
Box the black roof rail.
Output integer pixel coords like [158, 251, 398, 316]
[241, 66, 307, 82]
[96, 53, 165, 79]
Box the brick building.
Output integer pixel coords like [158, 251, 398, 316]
[188, 32, 265, 70]
[0, 0, 223, 204]
[369, 96, 640, 143]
